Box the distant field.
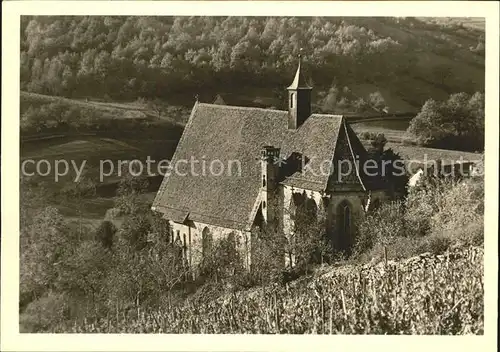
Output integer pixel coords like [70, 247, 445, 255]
[21, 137, 141, 161]
[417, 17, 485, 31]
[21, 91, 152, 117]
[20, 91, 191, 126]
[351, 118, 413, 143]
[389, 144, 481, 163]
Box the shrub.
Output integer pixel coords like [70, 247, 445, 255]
[417, 233, 452, 255]
[95, 220, 117, 249]
[430, 178, 484, 247]
[104, 207, 122, 220]
[354, 176, 483, 262]
[20, 292, 71, 332]
[354, 200, 406, 257]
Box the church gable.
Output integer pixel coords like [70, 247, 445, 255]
[327, 121, 367, 192]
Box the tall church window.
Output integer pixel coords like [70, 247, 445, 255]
[262, 175, 266, 187]
[183, 233, 187, 258]
[290, 93, 295, 108]
[202, 227, 213, 258]
[336, 200, 353, 253]
[343, 204, 351, 237]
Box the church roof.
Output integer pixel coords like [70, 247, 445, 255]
[152, 103, 382, 231]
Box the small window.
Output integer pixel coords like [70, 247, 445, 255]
[183, 233, 187, 257]
[343, 205, 351, 235]
[262, 175, 266, 187]
[263, 201, 266, 209]
[290, 93, 295, 108]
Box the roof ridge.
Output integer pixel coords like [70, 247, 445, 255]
[197, 102, 287, 113]
[311, 113, 344, 119]
[198, 103, 344, 119]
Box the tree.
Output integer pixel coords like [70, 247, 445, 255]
[115, 163, 150, 215]
[249, 225, 287, 284]
[354, 201, 406, 257]
[321, 85, 339, 113]
[56, 240, 111, 314]
[407, 92, 484, 151]
[368, 133, 388, 155]
[120, 212, 152, 251]
[60, 171, 96, 240]
[379, 148, 409, 199]
[95, 220, 117, 249]
[20, 207, 77, 305]
[200, 233, 245, 284]
[142, 97, 166, 119]
[368, 91, 386, 111]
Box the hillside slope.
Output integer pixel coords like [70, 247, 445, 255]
[64, 246, 483, 334]
[20, 16, 484, 113]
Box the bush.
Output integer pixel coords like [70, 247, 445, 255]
[95, 220, 117, 249]
[359, 236, 423, 263]
[104, 207, 122, 220]
[354, 176, 484, 262]
[430, 178, 484, 247]
[20, 292, 71, 332]
[354, 201, 406, 257]
[417, 233, 452, 255]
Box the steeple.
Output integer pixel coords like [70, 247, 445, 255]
[287, 51, 312, 90]
[287, 49, 312, 129]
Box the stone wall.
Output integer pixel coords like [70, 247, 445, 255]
[168, 220, 251, 273]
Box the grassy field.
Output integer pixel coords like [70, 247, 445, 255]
[351, 118, 412, 143]
[417, 17, 485, 31]
[389, 144, 481, 163]
[21, 91, 155, 118]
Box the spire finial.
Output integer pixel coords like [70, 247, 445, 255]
[195, 94, 199, 102]
[287, 47, 311, 91]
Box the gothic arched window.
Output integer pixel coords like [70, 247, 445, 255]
[342, 204, 351, 236]
[336, 200, 353, 252]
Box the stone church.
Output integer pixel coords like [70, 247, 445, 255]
[152, 57, 389, 271]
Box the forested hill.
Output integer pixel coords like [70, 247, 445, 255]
[20, 16, 485, 112]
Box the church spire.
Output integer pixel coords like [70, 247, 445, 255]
[287, 49, 311, 90]
[287, 49, 312, 129]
